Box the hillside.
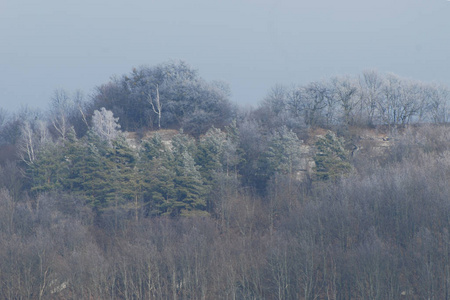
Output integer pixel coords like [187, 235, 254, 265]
[1, 62, 450, 298]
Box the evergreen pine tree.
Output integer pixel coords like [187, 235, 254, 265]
[140, 133, 166, 161]
[173, 151, 207, 216]
[314, 131, 352, 181]
[107, 137, 137, 202]
[139, 135, 177, 216]
[170, 132, 207, 216]
[28, 141, 67, 194]
[223, 120, 242, 178]
[71, 131, 116, 212]
[63, 127, 86, 192]
[83, 141, 115, 210]
[196, 127, 226, 185]
[258, 126, 303, 183]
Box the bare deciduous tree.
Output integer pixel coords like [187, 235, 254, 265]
[425, 84, 450, 124]
[18, 120, 49, 165]
[49, 89, 72, 141]
[148, 84, 162, 129]
[302, 81, 329, 126]
[331, 76, 359, 125]
[359, 70, 384, 126]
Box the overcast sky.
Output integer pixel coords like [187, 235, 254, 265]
[1, 0, 449, 112]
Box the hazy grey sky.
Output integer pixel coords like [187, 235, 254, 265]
[1, 0, 449, 112]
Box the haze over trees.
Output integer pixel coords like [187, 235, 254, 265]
[1, 61, 450, 299]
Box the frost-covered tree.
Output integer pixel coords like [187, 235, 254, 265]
[91, 107, 121, 144]
[18, 120, 51, 166]
[92, 60, 234, 134]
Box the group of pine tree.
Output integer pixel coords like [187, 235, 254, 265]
[5, 60, 368, 218]
[6, 61, 448, 218]
[3, 61, 450, 298]
[28, 121, 239, 217]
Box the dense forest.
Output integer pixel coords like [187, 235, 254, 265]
[1, 61, 450, 299]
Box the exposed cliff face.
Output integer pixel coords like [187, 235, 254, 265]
[123, 126, 425, 183]
[124, 129, 179, 150]
[295, 127, 397, 181]
[351, 129, 391, 158]
[295, 144, 315, 182]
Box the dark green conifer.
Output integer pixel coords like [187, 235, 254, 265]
[28, 141, 66, 193]
[314, 131, 352, 181]
[139, 134, 177, 216]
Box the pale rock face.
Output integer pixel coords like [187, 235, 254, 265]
[124, 129, 179, 151]
[294, 144, 315, 182]
[125, 127, 396, 183]
[354, 130, 392, 158]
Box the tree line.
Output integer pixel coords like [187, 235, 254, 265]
[1, 61, 450, 298]
[257, 71, 449, 130]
